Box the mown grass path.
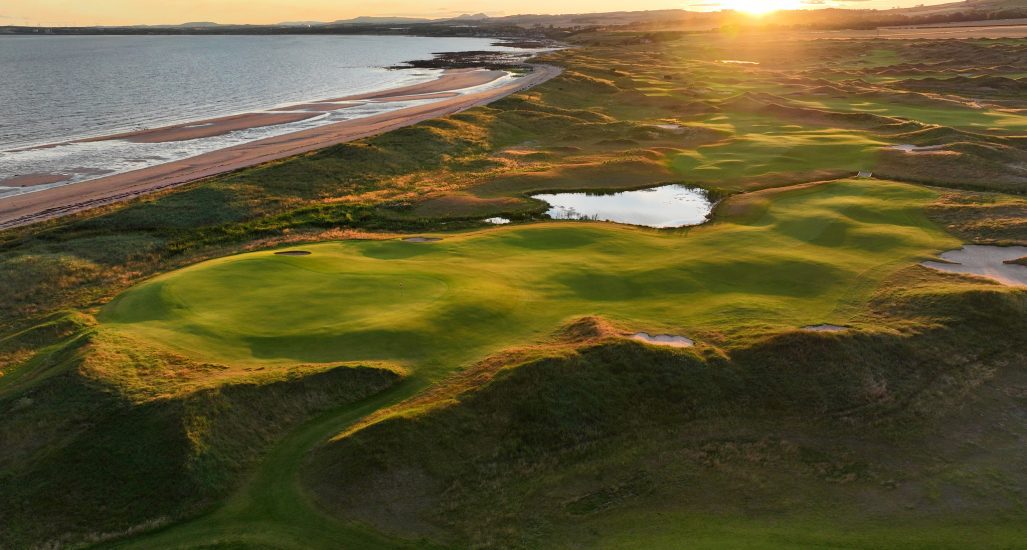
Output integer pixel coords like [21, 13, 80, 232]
[111, 378, 433, 548]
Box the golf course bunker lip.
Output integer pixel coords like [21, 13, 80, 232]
[273, 250, 312, 256]
[532, 184, 714, 228]
[629, 332, 694, 348]
[802, 324, 849, 332]
[922, 245, 1027, 287]
[653, 123, 686, 133]
[402, 237, 443, 243]
[887, 144, 952, 154]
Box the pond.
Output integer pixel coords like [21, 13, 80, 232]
[532, 184, 714, 228]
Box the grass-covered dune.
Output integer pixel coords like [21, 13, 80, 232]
[0, 321, 405, 547]
[306, 286, 1027, 548]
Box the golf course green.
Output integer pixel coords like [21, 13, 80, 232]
[101, 179, 955, 375]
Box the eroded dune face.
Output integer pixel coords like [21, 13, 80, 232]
[922, 245, 1027, 287]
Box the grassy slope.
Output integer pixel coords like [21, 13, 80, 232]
[101, 178, 999, 548]
[305, 282, 1027, 548]
[0, 32, 1024, 548]
[100, 180, 956, 369]
[0, 324, 405, 547]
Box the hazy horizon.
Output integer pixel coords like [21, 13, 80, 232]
[3, 0, 959, 27]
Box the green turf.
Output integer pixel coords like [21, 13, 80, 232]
[669, 113, 884, 185]
[100, 180, 955, 374]
[794, 97, 1027, 132]
[92, 178, 961, 548]
[560, 510, 1027, 549]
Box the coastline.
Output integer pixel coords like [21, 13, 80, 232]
[0, 64, 561, 230]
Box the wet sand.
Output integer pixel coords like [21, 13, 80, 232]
[78, 112, 322, 144]
[0, 173, 69, 187]
[0, 64, 561, 230]
[324, 69, 508, 101]
[368, 92, 462, 103]
[269, 103, 363, 112]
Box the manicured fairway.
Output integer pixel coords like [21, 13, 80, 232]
[670, 114, 885, 184]
[101, 178, 959, 548]
[101, 179, 956, 378]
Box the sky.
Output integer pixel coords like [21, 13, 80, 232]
[1, 0, 956, 27]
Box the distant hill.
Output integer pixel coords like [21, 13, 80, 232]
[332, 16, 432, 25]
[4, 0, 1027, 36]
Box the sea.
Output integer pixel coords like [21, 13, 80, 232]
[0, 34, 525, 196]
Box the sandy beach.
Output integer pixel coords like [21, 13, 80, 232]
[269, 103, 363, 112]
[0, 65, 561, 230]
[0, 173, 70, 188]
[325, 69, 508, 101]
[77, 112, 323, 143]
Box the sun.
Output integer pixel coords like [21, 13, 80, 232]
[722, 0, 803, 15]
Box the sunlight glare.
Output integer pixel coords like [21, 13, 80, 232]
[723, 0, 803, 15]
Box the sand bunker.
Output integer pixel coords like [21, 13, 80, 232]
[922, 245, 1027, 286]
[653, 123, 687, 134]
[887, 144, 952, 154]
[630, 332, 694, 348]
[274, 250, 312, 256]
[484, 217, 511, 224]
[402, 237, 442, 243]
[802, 324, 849, 332]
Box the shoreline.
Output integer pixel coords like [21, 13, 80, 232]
[0, 64, 561, 230]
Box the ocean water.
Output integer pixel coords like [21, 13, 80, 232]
[0, 35, 524, 196]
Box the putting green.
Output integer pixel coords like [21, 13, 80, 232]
[669, 114, 885, 184]
[101, 179, 956, 377]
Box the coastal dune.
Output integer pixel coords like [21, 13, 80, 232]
[0, 65, 561, 229]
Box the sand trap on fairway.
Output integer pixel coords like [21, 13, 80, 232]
[484, 217, 511, 224]
[654, 123, 686, 133]
[922, 245, 1027, 286]
[802, 324, 848, 332]
[402, 237, 442, 243]
[274, 250, 312, 256]
[887, 144, 952, 154]
[630, 332, 694, 348]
